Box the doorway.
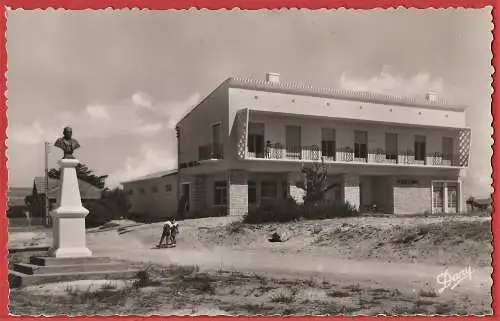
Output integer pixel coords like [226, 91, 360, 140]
[286, 125, 301, 159]
[181, 183, 191, 213]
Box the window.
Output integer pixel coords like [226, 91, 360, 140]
[248, 123, 265, 157]
[214, 181, 227, 206]
[139, 188, 145, 194]
[414, 135, 426, 161]
[212, 123, 221, 144]
[152, 186, 158, 193]
[261, 181, 278, 199]
[385, 133, 398, 160]
[248, 181, 257, 205]
[321, 128, 336, 159]
[354, 130, 368, 159]
[442, 137, 454, 161]
[165, 184, 172, 193]
[127, 189, 134, 195]
[211, 123, 223, 158]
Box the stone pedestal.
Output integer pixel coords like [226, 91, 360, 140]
[48, 158, 92, 258]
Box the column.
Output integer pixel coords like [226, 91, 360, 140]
[343, 174, 360, 210]
[443, 182, 449, 214]
[228, 170, 248, 216]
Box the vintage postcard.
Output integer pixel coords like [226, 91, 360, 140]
[4, 6, 494, 316]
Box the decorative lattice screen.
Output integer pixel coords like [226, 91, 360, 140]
[457, 128, 471, 167]
[236, 108, 249, 159]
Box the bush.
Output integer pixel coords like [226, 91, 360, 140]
[244, 199, 359, 224]
[244, 198, 301, 224]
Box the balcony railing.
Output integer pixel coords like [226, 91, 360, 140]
[198, 143, 224, 161]
[248, 143, 462, 167]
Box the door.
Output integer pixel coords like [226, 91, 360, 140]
[442, 137, 454, 165]
[447, 183, 458, 213]
[181, 183, 191, 212]
[354, 130, 368, 161]
[286, 125, 301, 159]
[432, 182, 444, 213]
[321, 128, 336, 160]
[248, 123, 265, 158]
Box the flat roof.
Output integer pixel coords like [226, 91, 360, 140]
[121, 169, 178, 184]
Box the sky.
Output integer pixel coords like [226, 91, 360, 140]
[6, 8, 493, 198]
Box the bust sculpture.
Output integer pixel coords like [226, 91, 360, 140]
[54, 127, 80, 159]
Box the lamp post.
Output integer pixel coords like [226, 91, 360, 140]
[44, 141, 51, 226]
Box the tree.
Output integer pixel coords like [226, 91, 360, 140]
[295, 159, 336, 205]
[466, 196, 477, 211]
[101, 188, 131, 214]
[48, 163, 108, 189]
[84, 188, 131, 228]
[24, 181, 45, 218]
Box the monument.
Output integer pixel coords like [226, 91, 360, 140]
[9, 127, 141, 288]
[48, 127, 92, 257]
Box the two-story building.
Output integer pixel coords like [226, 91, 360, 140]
[175, 73, 471, 216]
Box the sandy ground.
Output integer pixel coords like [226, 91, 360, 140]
[8, 215, 493, 315]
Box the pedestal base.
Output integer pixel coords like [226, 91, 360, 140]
[49, 158, 92, 258]
[48, 246, 92, 258]
[9, 256, 142, 288]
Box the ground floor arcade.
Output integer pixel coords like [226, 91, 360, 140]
[178, 170, 464, 216]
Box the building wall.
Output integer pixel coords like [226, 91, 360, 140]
[392, 175, 463, 214]
[180, 172, 228, 214]
[392, 176, 432, 214]
[177, 84, 230, 166]
[228, 88, 466, 129]
[123, 175, 178, 219]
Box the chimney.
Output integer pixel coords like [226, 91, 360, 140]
[266, 72, 280, 84]
[425, 91, 438, 102]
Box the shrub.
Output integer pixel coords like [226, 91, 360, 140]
[244, 199, 359, 224]
[243, 198, 301, 224]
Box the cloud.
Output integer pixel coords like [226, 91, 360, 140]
[132, 91, 153, 109]
[106, 143, 177, 187]
[339, 66, 445, 98]
[103, 93, 202, 186]
[85, 104, 111, 120]
[8, 121, 47, 144]
[8, 91, 200, 144]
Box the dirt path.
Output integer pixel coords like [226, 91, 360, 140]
[93, 244, 492, 297]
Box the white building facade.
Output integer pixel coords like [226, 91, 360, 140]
[175, 73, 470, 216]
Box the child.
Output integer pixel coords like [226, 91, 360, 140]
[169, 218, 179, 245]
[158, 219, 173, 247]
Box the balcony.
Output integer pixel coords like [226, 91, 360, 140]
[247, 143, 464, 167]
[198, 143, 224, 161]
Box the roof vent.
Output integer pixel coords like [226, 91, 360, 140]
[425, 91, 438, 102]
[266, 72, 280, 84]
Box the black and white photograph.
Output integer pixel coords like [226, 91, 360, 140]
[6, 8, 493, 315]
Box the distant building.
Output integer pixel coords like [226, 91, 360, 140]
[475, 197, 492, 211]
[33, 176, 102, 208]
[7, 187, 32, 217]
[121, 170, 178, 220]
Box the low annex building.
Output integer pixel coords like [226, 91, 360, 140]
[121, 169, 178, 219]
